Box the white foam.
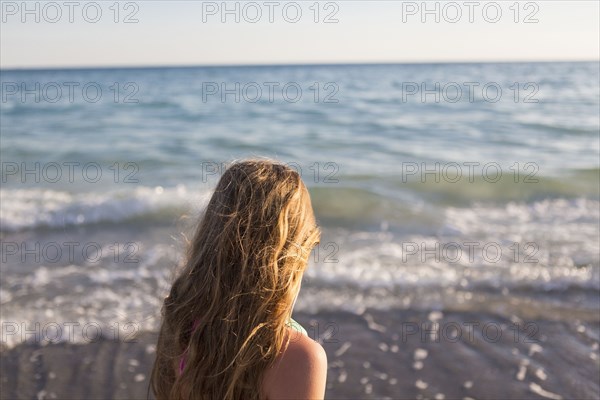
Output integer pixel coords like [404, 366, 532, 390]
[529, 383, 563, 400]
[1, 198, 598, 349]
[414, 348, 428, 360]
[0, 185, 209, 232]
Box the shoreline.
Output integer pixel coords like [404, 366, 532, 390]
[1, 308, 598, 400]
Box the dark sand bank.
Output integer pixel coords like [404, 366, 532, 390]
[1, 309, 598, 400]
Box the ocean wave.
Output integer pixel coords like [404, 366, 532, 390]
[0, 185, 209, 232]
[1, 197, 597, 349]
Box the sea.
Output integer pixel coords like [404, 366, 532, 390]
[1, 61, 598, 350]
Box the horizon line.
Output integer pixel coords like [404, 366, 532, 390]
[2, 59, 598, 72]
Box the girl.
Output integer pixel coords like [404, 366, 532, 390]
[150, 160, 327, 399]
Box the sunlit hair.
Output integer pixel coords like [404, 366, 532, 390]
[150, 159, 321, 400]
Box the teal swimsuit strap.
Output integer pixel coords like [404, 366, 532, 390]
[287, 317, 308, 336]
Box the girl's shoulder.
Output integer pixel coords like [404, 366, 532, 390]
[261, 324, 328, 399]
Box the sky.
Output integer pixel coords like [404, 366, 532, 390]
[1, 1, 599, 69]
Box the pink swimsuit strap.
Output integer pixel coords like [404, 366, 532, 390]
[179, 319, 200, 374]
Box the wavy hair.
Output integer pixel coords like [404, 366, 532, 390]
[150, 159, 321, 399]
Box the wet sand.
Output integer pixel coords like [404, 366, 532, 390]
[1, 309, 598, 400]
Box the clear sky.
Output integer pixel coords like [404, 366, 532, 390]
[1, 1, 598, 68]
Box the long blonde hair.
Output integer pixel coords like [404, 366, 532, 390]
[150, 159, 321, 399]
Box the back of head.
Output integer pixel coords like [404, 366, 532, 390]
[151, 159, 321, 400]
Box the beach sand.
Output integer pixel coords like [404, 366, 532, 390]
[1, 309, 598, 400]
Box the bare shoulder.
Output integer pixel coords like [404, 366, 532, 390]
[262, 327, 328, 400]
